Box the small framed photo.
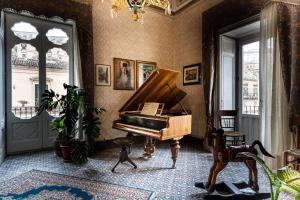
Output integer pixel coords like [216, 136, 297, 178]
[113, 58, 136, 90]
[136, 60, 157, 88]
[95, 64, 111, 86]
[183, 63, 202, 85]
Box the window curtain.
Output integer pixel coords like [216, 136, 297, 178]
[260, 2, 290, 169]
[0, 15, 5, 164]
[71, 21, 84, 140]
[276, 0, 300, 127]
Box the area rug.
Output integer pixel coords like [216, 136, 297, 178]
[0, 170, 156, 199]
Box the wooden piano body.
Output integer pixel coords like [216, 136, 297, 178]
[112, 68, 192, 168]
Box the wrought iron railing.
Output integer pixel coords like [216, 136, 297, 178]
[12, 106, 62, 119]
[243, 105, 260, 115]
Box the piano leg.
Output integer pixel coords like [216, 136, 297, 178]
[170, 139, 180, 169]
[143, 137, 156, 158]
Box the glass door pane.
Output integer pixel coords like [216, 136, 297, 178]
[46, 47, 69, 117]
[11, 43, 39, 119]
[242, 41, 260, 115]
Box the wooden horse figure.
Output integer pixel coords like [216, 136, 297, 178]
[206, 128, 274, 193]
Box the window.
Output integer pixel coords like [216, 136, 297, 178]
[46, 28, 69, 45]
[11, 22, 38, 40]
[242, 41, 260, 115]
[11, 43, 39, 119]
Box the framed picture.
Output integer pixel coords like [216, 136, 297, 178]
[95, 64, 111, 86]
[183, 63, 202, 85]
[113, 58, 136, 90]
[136, 60, 157, 88]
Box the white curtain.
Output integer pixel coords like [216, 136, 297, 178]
[70, 21, 85, 140]
[260, 3, 290, 169]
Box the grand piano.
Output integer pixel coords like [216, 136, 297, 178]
[112, 68, 192, 168]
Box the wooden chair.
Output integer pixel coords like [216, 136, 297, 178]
[218, 110, 245, 146]
[283, 115, 300, 171]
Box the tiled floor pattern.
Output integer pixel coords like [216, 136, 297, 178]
[0, 142, 292, 199]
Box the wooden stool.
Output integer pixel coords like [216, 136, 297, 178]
[111, 137, 137, 173]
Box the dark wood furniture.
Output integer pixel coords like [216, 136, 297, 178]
[218, 110, 245, 146]
[283, 116, 300, 171]
[111, 136, 137, 173]
[112, 68, 192, 169]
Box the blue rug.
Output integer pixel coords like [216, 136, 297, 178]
[0, 170, 156, 199]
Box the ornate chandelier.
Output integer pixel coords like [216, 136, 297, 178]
[110, 0, 171, 21]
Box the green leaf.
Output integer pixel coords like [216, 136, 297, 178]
[276, 166, 300, 193]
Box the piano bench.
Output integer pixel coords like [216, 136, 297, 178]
[111, 137, 137, 173]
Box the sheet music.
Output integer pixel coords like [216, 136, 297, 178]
[141, 102, 160, 116]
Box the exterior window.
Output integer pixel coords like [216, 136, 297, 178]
[11, 22, 38, 40]
[46, 28, 69, 45]
[242, 41, 260, 115]
[11, 43, 39, 119]
[46, 48, 69, 117]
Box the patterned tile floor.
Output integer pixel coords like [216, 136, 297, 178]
[0, 142, 293, 199]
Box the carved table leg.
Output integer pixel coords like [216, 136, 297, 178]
[170, 139, 180, 169]
[144, 137, 155, 157]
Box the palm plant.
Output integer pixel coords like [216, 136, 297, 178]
[238, 152, 300, 200]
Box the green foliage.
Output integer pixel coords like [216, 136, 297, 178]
[38, 83, 80, 143]
[71, 140, 88, 164]
[82, 105, 105, 139]
[39, 83, 105, 161]
[238, 152, 300, 200]
[50, 118, 66, 140]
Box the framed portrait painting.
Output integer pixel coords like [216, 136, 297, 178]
[136, 61, 157, 88]
[113, 58, 136, 90]
[95, 64, 111, 86]
[183, 63, 202, 85]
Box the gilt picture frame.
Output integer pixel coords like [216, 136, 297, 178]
[183, 63, 202, 85]
[136, 60, 157, 88]
[95, 64, 111, 86]
[113, 58, 136, 90]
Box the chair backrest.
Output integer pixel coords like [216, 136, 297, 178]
[218, 110, 238, 132]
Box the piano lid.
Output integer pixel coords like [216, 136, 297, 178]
[119, 68, 187, 112]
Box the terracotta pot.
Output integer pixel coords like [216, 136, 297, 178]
[60, 144, 72, 162]
[54, 139, 63, 157]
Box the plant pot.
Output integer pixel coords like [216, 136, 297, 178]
[54, 139, 63, 157]
[60, 144, 72, 162]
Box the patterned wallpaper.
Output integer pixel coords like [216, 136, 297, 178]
[93, 0, 222, 140]
[172, 0, 223, 138]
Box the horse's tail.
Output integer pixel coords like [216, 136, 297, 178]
[251, 140, 274, 158]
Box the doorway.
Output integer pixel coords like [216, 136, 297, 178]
[219, 21, 260, 143]
[3, 11, 74, 154]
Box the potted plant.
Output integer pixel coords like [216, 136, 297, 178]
[82, 104, 105, 156]
[38, 84, 80, 162]
[38, 84, 105, 163]
[50, 118, 65, 157]
[238, 152, 300, 200]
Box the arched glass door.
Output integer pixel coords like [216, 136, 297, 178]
[4, 11, 74, 153]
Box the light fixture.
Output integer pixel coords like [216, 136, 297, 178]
[110, 0, 171, 22]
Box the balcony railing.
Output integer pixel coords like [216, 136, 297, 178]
[242, 93, 259, 100]
[12, 106, 62, 119]
[243, 105, 260, 115]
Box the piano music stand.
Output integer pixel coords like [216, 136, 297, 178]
[111, 137, 137, 173]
